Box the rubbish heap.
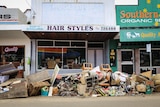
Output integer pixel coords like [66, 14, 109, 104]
[0, 63, 160, 99]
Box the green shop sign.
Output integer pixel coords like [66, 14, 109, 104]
[120, 29, 160, 42]
[116, 0, 160, 27]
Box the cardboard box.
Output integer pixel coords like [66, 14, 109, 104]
[136, 84, 146, 92]
[155, 85, 160, 92]
[154, 80, 160, 85]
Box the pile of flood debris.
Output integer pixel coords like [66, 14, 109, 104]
[0, 63, 160, 99]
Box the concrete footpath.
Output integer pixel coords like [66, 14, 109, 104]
[0, 93, 160, 107]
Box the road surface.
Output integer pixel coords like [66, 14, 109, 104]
[0, 94, 160, 107]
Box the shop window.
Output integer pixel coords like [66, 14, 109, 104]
[88, 42, 104, 48]
[152, 50, 160, 66]
[140, 49, 160, 74]
[0, 46, 25, 68]
[121, 51, 132, 61]
[38, 47, 85, 69]
[55, 41, 70, 46]
[38, 41, 53, 46]
[71, 42, 85, 47]
[140, 50, 150, 66]
[140, 50, 160, 67]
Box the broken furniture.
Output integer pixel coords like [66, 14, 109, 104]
[100, 64, 112, 72]
[82, 63, 93, 71]
[0, 64, 23, 81]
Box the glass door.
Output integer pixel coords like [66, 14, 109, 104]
[121, 49, 134, 74]
[88, 49, 103, 67]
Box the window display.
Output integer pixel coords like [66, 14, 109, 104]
[152, 50, 160, 66]
[121, 51, 132, 61]
[0, 46, 25, 68]
[38, 47, 85, 69]
[37, 40, 86, 69]
[140, 50, 150, 66]
[140, 50, 160, 67]
[140, 49, 160, 74]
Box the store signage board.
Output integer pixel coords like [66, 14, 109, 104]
[22, 25, 120, 32]
[0, 25, 119, 32]
[116, 0, 160, 27]
[120, 29, 160, 42]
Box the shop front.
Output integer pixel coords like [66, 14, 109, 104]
[0, 8, 31, 76]
[117, 30, 160, 74]
[0, 46, 24, 67]
[0, 29, 31, 76]
[115, 0, 160, 75]
[23, 25, 119, 73]
[22, 0, 119, 74]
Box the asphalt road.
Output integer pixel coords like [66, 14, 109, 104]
[0, 94, 160, 107]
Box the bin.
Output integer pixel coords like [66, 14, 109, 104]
[41, 86, 49, 96]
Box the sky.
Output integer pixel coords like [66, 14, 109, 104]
[0, 0, 138, 12]
[0, 0, 31, 12]
[115, 0, 138, 5]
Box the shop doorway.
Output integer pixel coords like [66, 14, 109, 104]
[87, 49, 103, 67]
[120, 49, 134, 74]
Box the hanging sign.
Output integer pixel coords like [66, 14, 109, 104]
[146, 43, 151, 52]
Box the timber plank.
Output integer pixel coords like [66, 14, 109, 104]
[0, 81, 28, 99]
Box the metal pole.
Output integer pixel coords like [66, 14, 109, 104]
[62, 48, 63, 69]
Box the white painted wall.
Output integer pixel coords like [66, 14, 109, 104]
[42, 3, 105, 25]
[24, 9, 32, 24]
[0, 9, 27, 24]
[31, 0, 116, 25]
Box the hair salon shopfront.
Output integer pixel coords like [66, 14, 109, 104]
[1, 1, 119, 76]
[0, 24, 119, 76]
[114, 0, 160, 75]
[23, 0, 120, 75]
[23, 25, 119, 74]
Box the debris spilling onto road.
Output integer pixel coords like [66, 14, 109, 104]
[0, 63, 160, 99]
